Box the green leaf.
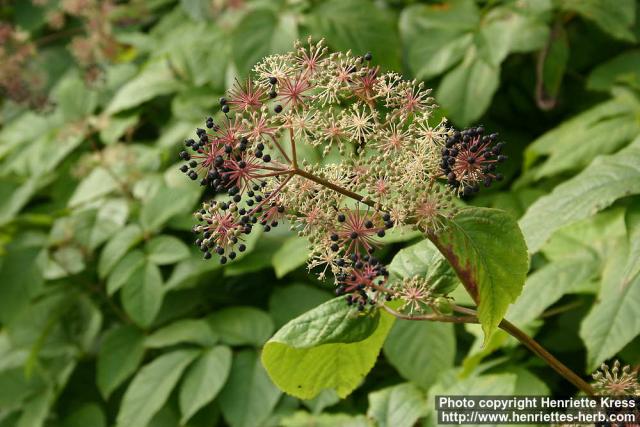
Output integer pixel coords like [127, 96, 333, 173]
[437, 54, 500, 126]
[268, 284, 332, 328]
[98, 224, 144, 279]
[231, 8, 298, 74]
[42, 245, 86, 280]
[400, 0, 479, 80]
[580, 271, 640, 370]
[106, 250, 145, 296]
[206, 307, 274, 347]
[541, 208, 626, 262]
[116, 349, 199, 427]
[0, 177, 41, 226]
[166, 22, 229, 89]
[301, 389, 340, 415]
[308, 0, 400, 70]
[272, 237, 309, 278]
[107, 59, 182, 114]
[97, 325, 145, 399]
[622, 204, 640, 288]
[222, 231, 274, 277]
[523, 90, 640, 181]
[15, 388, 52, 427]
[179, 346, 232, 424]
[99, 114, 139, 145]
[507, 254, 599, 326]
[180, 0, 210, 21]
[0, 367, 44, 410]
[388, 239, 459, 295]
[477, 7, 549, 67]
[558, 0, 636, 42]
[424, 372, 520, 427]
[0, 243, 43, 325]
[367, 383, 427, 427]
[145, 235, 190, 265]
[429, 208, 529, 340]
[90, 198, 130, 249]
[430, 371, 517, 399]
[164, 256, 222, 291]
[140, 185, 199, 233]
[53, 74, 98, 121]
[580, 204, 640, 369]
[588, 50, 640, 92]
[262, 298, 395, 399]
[218, 349, 282, 427]
[121, 261, 165, 328]
[281, 412, 372, 427]
[513, 368, 550, 395]
[63, 403, 106, 427]
[494, 4, 550, 53]
[460, 323, 510, 376]
[171, 87, 220, 122]
[145, 319, 217, 348]
[520, 136, 640, 253]
[383, 320, 455, 389]
[68, 168, 119, 208]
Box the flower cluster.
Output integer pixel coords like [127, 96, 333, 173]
[181, 38, 506, 314]
[32, 0, 120, 83]
[0, 23, 47, 108]
[592, 361, 639, 396]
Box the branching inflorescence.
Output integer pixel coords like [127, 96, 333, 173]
[180, 38, 507, 315]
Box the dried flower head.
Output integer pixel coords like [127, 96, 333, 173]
[180, 39, 508, 312]
[0, 23, 47, 108]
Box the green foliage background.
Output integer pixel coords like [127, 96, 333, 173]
[0, 0, 639, 426]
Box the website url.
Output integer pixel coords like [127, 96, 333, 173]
[438, 410, 638, 425]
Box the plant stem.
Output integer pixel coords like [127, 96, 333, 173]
[452, 305, 596, 396]
[289, 128, 298, 169]
[269, 135, 292, 163]
[381, 305, 477, 324]
[293, 167, 376, 208]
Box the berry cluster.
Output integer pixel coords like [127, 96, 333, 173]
[180, 38, 509, 315]
[179, 116, 285, 193]
[441, 126, 507, 196]
[334, 254, 391, 311]
[328, 209, 391, 258]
